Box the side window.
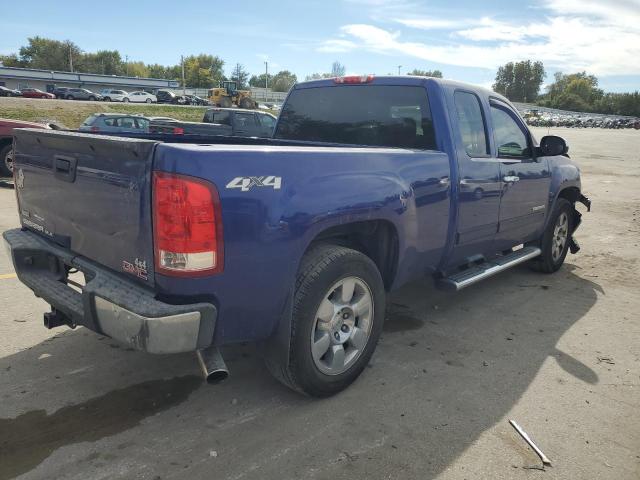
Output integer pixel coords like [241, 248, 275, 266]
[258, 114, 276, 128]
[103, 118, 116, 126]
[454, 91, 488, 157]
[213, 111, 231, 125]
[490, 104, 530, 158]
[135, 118, 149, 130]
[235, 113, 255, 127]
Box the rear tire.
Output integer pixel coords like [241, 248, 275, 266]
[269, 244, 386, 397]
[123, 97, 130, 103]
[239, 97, 255, 109]
[88, 96, 96, 101]
[0, 144, 13, 177]
[531, 198, 573, 273]
[220, 96, 233, 108]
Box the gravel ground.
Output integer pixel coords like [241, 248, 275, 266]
[0, 127, 638, 480]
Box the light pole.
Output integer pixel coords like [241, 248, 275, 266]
[264, 61, 268, 103]
[397, 65, 402, 75]
[125, 55, 129, 76]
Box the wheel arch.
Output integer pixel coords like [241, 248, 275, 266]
[302, 219, 399, 292]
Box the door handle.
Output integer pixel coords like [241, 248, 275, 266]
[503, 175, 520, 183]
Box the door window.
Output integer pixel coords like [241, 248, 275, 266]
[490, 104, 530, 158]
[454, 91, 488, 157]
[258, 114, 276, 128]
[235, 113, 256, 128]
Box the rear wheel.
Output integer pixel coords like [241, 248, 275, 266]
[104, 97, 111, 102]
[88, 96, 96, 101]
[220, 96, 232, 108]
[123, 97, 130, 103]
[66, 95, 74, 100]
[531, 198, 573, 273]
[269, 244, 386, 397]
[239, 97, 255, 109]
[0, 144, 13, 177]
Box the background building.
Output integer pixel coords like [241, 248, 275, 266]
[0, 66, 180, 93]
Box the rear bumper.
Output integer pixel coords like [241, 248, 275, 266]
[3, 228, 217, 354]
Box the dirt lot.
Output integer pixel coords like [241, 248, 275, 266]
[0, 127, 638, 480]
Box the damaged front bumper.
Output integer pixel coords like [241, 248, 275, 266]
[3, 228, 217, 354]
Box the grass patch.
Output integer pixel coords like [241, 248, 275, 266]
[0, 100, 209, 129]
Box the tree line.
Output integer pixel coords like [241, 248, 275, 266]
[493, 60, 640, 117]
[0, 37, 297, 92]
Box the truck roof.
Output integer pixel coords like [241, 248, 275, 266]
[293, 75, 510, 109]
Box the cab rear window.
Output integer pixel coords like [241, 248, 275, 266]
[275, 85, 437, 150]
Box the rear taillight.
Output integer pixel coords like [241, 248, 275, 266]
[172, 127, 184, 135]
[153, 172, 223, 276]
[334, 75, 374, 84]
[90, 126, 100, 132]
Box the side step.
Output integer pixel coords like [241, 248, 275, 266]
[437, 246, 542, 291]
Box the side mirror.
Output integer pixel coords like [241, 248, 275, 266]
[540, 135, 568, 156]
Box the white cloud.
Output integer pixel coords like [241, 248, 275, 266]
[395, 17, 465, 30]
[317, 2, 640, 77]
[317, 39, 358, 53]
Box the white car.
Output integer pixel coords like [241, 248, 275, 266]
[127, 91, 157, 103]
[100, 89, 129, 102]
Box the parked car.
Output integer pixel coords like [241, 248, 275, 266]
[203, 107, 276, 137]
[4, 76, 591, 397]
[156, 90, 187, 105]
[0, 86, 22, 97]
[79, 113, 151, 133]
[0, 118, 59, 176]
[64, 88, 103, 101]
[100, 89, 129, 102]
[127, 91, 157, 103]
[20, 88, 55, 99]
[185, 94, 209, 106]
[52, 87, 71, 99]
[149, 119, 229, 135]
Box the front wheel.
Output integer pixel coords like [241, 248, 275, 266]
[270, 245, 385, 397]
[531, 198, 573, 273]
[123, 97, 129, 103]
[145, 98, 152, 103]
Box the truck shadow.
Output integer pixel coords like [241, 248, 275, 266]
[0, 263, 601, 479]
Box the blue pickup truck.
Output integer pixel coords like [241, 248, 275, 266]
[4, 76, 590, 396]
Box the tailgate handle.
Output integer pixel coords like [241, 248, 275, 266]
[54, 156, 77, 182]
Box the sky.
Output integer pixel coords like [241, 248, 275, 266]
[1, 0, 639, 92]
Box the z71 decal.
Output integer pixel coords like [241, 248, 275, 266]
[226, 176, 282, 192]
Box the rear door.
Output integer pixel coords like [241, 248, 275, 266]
[13, 129, 158, 286]
[488, 99, 551, 247]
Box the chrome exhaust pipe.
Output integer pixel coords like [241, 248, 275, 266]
[196, 347, 229, 384]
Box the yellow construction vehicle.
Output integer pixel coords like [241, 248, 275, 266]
[208, 81, 256, 109]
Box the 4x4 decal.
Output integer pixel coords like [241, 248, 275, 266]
[226, 176, 282, 192]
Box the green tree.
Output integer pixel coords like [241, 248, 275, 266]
[18, 37, 82, 71]
[229, 63, 249, 89]
[493, 60, 545, 102]
[249, 73, 273, 88]
[270, 70, 297, 92]
[331, 61, 346, 77]
[408, 69, 443, 78]
[0, 54, 25, 68]
[304, 72, 332, 81]
[540, 71, 604, 111]
[183, 54, 224, 88]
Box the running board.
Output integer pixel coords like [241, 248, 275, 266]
[437, 246, 542, 291]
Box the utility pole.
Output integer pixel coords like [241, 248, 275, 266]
[125, 55, 129, 76]
[264, 61, 268, 103]
[181, 55, 186, 94]
[397, 65, 402, 75]
[68, 45, 74, 73]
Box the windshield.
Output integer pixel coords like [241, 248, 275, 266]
[274, 85, 437, 149]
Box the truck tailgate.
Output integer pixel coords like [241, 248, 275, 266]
[13, 129, 158, 286]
